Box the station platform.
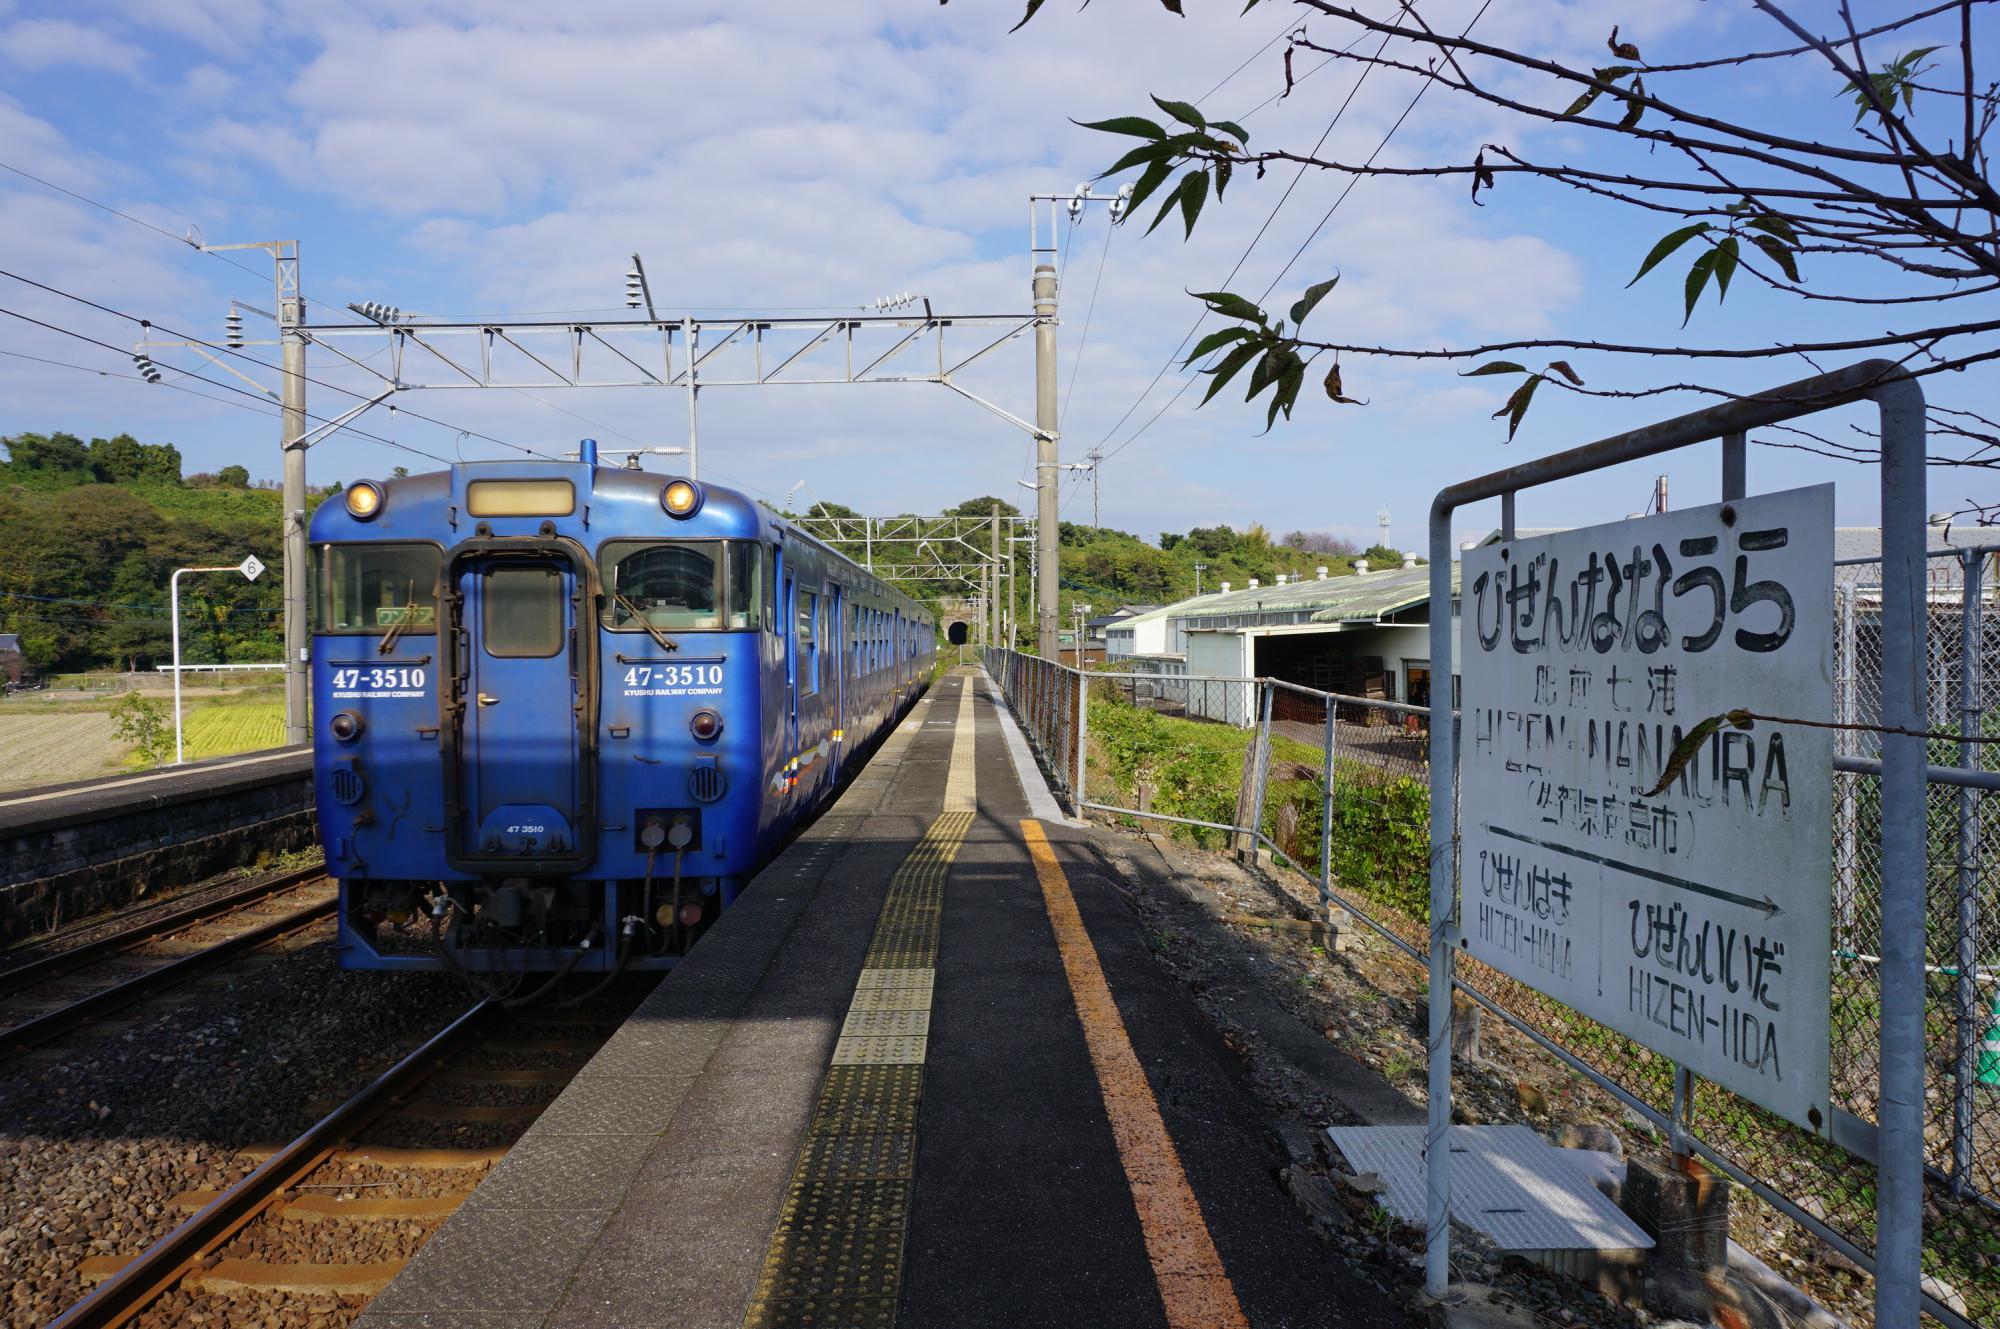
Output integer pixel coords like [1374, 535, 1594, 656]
[359, 670, 1399, 1329]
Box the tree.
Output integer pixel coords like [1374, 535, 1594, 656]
[997, 0, 1999, 521]
[1282, 529, 1359, 555]
[1362, 543, 1403, 568]
[112, 692, 172, 768]
[951, 495, 1022, 518]
[216, 464, 250, 488]
[2, 431, 90, 478]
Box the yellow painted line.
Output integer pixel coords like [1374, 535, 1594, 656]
[1021, 818, 1250, 1329]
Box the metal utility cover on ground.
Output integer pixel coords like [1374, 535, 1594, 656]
[1326, 1125, 1653, 1252]
[1458, 485, 1834, 1133]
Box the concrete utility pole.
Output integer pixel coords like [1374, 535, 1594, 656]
[203, 239, 308, 745]
[280, 288, 308, 745]
[1034, 262, 1060, 658]
[1086, 446, 1103, 529]
[996, 510, 1008, 644]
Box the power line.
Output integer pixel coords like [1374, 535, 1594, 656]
[1081, 22, 1388, 461]
[1095, 0, 1492, 470]
[0, 266, 555, 461]
[0, 305, 456, 466]
[1061, 219, 1114, 427]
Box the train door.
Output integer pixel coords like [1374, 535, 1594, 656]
[782, 559, 799, 788]
[830, 584, 846, 757]
[449, 551, 589, 865]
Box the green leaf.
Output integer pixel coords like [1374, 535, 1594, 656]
[1183, 327, 1251, 366]
[1145, 171, 1193, 236]
[1075, 116, 1167, 140]
[1099, 138, 1179, 177]
[1207, 119, 1251, 145]
[1493, 373, 1543, 442]
[1546, 359, 1584, 386]
[1199, 342, 1261, 405]
[1266, 359, 1304, 431]
[1192, 290, 1266, 323]
[1178, 168, 1208, 237]
[1159, 0, 1184, 13]
[1682, 248, 1717, 324]
[1461, 360, 1528, 377]
[1750, 232, 1801, 283]
[1288, 276, 1340, 327]
[1712, 235, 1740, 299]
[1009, 0, 1047, 33]
[1151, 94, 1206, 130]
[1746, 213, 1797, 244]
[1628, 222, 1710, 287]
[1619, 78, 1645, 129]
[1123, 157, 1175, 219]
[1244, 344, 1281, 400]
[1214, 157, 1233, 200]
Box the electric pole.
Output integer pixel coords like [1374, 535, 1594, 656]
[203, 239, 308, 746]
[1194, 562, 1207, 597]
[1034, 262, 1060, 659]
[1086, 446, 1103, 529]
[990, 511, 1002, 646]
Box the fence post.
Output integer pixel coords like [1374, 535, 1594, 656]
[1245, 682, 1275, 865]
[1951, 546, 1985, 1195]
[1075, 664, 1089, 818]
[1320, 694, 1337, 921]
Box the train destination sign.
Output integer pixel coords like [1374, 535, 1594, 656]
[1458, 485, 1834, 1133]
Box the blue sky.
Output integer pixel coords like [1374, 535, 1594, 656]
[0, 0, 1990, 550]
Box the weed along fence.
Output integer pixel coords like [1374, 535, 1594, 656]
[988, 363, 1999, 1329]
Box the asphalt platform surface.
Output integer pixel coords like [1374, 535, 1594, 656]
[356, 670, 1399, 1329]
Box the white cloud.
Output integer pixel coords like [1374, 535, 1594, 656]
[0, 17, 146, 74]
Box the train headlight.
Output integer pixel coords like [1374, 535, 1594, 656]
[329, 710, 365, 742]
[345, 481, 384, 520]
[661, 479, 703, 518]
[689, 709, 723, 742]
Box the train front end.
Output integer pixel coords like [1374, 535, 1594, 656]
[310, 453, 771, 977]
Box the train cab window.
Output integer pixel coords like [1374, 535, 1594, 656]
[599, 540, 755, 633]
[482, 565, 564, 658]
[318, 543, 440, 634]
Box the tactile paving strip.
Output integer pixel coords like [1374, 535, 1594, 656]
[742, 688, 979, 1329]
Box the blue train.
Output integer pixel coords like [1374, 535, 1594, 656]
[308, 441, 934, 982]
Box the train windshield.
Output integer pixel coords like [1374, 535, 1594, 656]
[599, 540, 761, 632]
[318, 543, 441, 633]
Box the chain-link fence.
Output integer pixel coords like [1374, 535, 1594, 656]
[986, 553, 1999, 1327]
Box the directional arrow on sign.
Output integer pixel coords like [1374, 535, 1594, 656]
[1484, 826, 1784, 918]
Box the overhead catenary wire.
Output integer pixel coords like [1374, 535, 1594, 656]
[0, 305, 457, 466]
[0, 267, 557, 462]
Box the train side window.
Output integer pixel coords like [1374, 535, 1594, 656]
[482, 564, 564, 658]
[318, 543, 440, 634]
[798, 589, 819, 696]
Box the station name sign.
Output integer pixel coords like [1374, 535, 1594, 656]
[1458, 485, 1834, 1133]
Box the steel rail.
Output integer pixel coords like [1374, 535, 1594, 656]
[48, 999, 497, 1329]
[0, 892, 335, 1056]
[0, 865, 327, 1000]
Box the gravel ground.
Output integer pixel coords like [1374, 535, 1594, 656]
[0, 928, 466, 1327]
[1, 854, 326, 975]
[1087, 824, 1875, 1329]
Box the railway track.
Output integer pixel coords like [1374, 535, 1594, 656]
[47, 983, 648, 1328]
[0, 867, 336, 1057]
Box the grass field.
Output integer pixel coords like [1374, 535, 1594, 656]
[178, 702, 286, 761]
[0, 693, 291, 792]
